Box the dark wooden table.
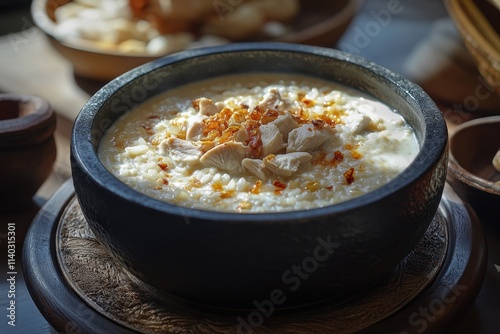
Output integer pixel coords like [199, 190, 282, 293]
[1, 1, 499, 333]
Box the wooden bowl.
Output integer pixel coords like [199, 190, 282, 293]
[0, 94, 56, 210]
[448, 115, 500, 219]
[445, 0, 500, 100]
[31, 0, 360, 81]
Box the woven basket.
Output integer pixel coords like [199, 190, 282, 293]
[446, 0, 500, 98]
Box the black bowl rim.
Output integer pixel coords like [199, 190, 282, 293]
[72, 42, 447, 222]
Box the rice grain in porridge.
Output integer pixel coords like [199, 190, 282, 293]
[98, 73, 419, 212]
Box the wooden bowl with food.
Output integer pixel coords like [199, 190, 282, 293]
[448, 115, 500, 219]
[32, 0, 360, 81]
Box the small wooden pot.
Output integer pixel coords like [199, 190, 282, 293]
[0, 94, 56, 210]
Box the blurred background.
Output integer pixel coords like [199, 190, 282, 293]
[0, 0, 499, 333]
[1, 0, 497, 190]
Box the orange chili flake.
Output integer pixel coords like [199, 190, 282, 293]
[231, 110, 247, 123]
[205, 129, 220, 141]
[351, 150, 362, 159]
[273, 180, 287, 194]
[344, 168, 355, 184]
[344, 144, 362, 159]
[301, 98, 315, 107]
[161, 178, 169, 185]
[261, 109, 280, 124]
[158, 162, 168, 171]
[212, 181, 223, 191]
[218, 108, 233, 122]
[250, 108, 262, 121]
[220, 190, 234, 198]
[220, 190, 234, 199]
[332, 150, 344, 166]
[246, 121, 263, 158]
[326, 186, 333, 190]
[203, 119, 222, 134]
[319, 115, 336, 126]
[250, 180, 262, 194]
[311, 119, 325, 130]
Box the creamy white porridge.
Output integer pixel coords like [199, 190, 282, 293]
[98, 73, 419, 212]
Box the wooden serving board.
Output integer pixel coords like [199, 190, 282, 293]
[22, 181, 486, 333]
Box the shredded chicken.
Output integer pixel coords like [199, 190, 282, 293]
[196, 98, 219, 116]
[346, 112, 371, 135]
[259, 88, 284, 111]
[200, 141, 249, 174]
[234, 128, 250, 143]
[162, 91, 339, 178]
[242, 158, 268, 180]
[185, 114, 207, 141]
[159, 137, 202, 163]
[287, 124, 334, 153]
[260, 123, 286, 156]
[269, 112, 298, 141]
[263, 152, 312, 177]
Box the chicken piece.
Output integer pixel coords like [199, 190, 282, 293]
[159, 137, 202, 163]
[200, 141, 249, 174]
[287, 124, 334, 153]
[146, 32, 194, 54]
[493, 149, 500, 173]
[269, 112, 298, 141]
[185, 114, 207, 141]
[249, 0, 300, 22]
[345, 111, 372, 135]
[54, 2, 87, 23]
[201, 4, 264, 40]
[242, 158, 268, 180]
[259, 123, 286, 156]
[196, 98, 219, 116]
[259, 88, 284, 111]
[234, 128, 249, 143]
[130, 0, 213, 22]
[263, 152, 312, 177]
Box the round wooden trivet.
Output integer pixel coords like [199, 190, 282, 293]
[23, 181, 487, 334]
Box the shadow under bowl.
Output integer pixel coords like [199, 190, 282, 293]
[448, 116, 500, 221]
[70, 43, 448, 309]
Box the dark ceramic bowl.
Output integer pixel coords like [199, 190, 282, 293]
[0, 94, 56, 210]
[448, 116, 500, 220]
[71, 43, 448, 309]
